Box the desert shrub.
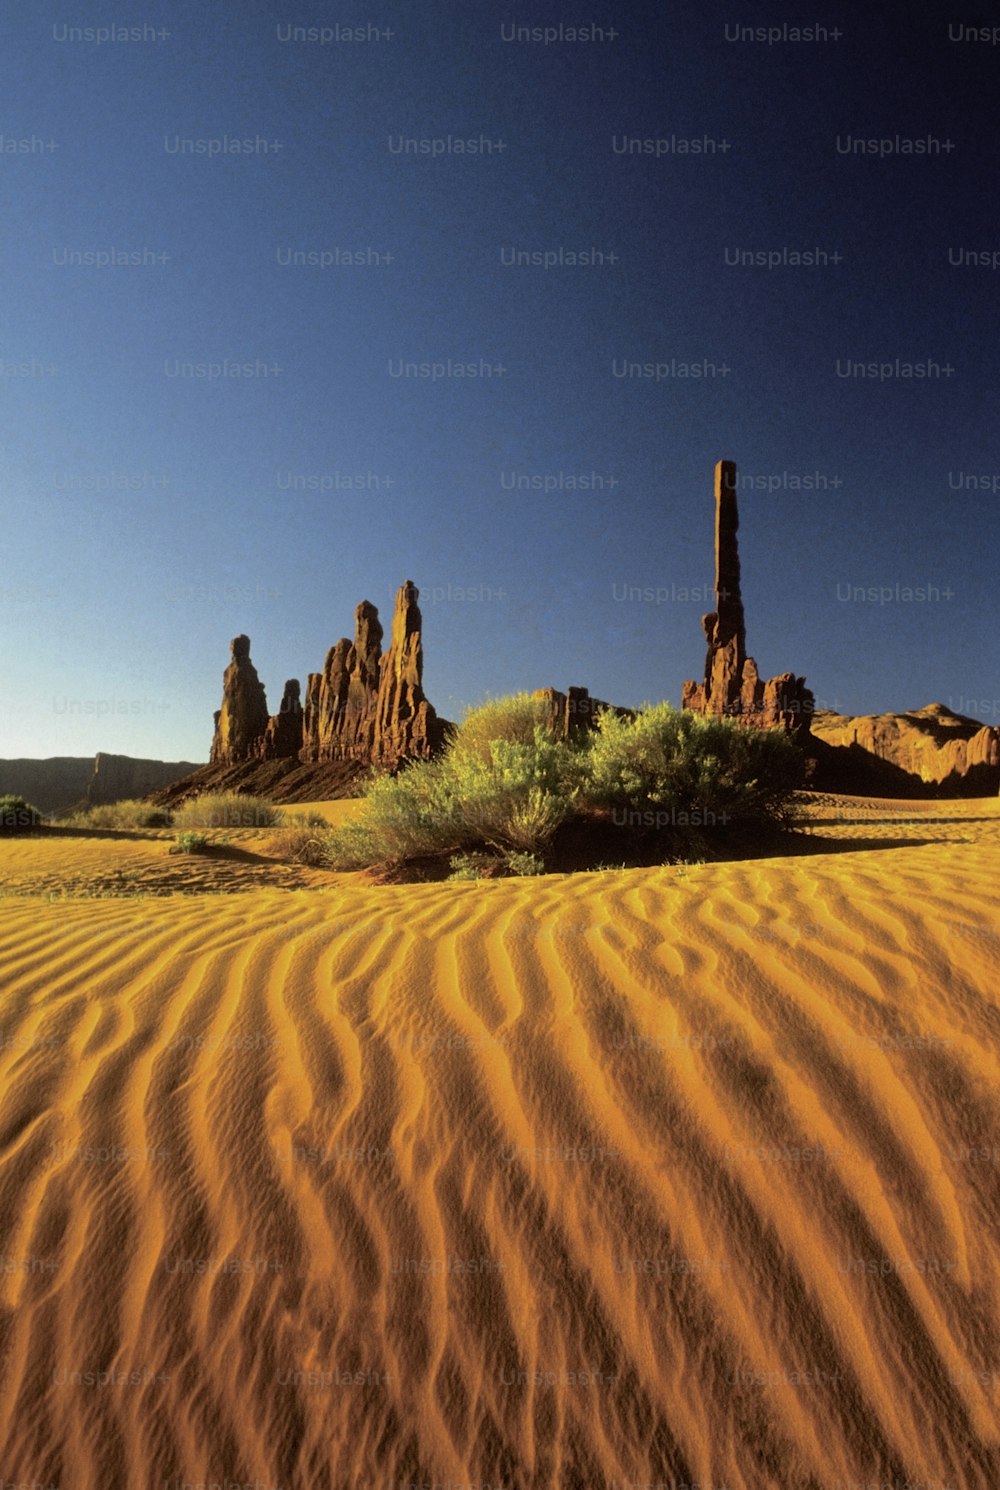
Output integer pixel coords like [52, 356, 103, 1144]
[268, 826, 331, 866]
[449, 693, 559, 763]
[173, 793, 280, 829]
[170, 830, 210, 855]
[67, 799, 172, 830]
[321, 696, 805, 877]
[447, 848, 546, 881]
[584, 702, 805, 828]
[447, 851, 500, 881]
[324, 717, 583, 870]
[323, 759, 464, 869]
[446, 731, 581, 848]
[0, 794, 42, 831]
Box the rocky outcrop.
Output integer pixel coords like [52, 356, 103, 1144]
[302, 601, 385, 763]
[372, 581, 447, 765]
[209, 581, 447, 773]
[259, 680, 303, 762]
[682, 460, 813, 733]
[210, 635, 271, 766]
[300, 584, 446, 766]
[811, 704, 1000, 796]
[147, 756, 370, 810]
[531, 686, 625, 739]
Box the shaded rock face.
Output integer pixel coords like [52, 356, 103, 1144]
[209, 635, 272, 766]
[259, 680, 303, 762]
[0, 756, 202, 815]
[682, 460, 813, 734]
[87, 753, 204, 806]
[211, 583, 446, 772]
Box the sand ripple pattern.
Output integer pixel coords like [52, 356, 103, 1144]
[1, 832, 999, 1489]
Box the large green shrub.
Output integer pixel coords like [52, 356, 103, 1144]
[584, 702, 804, 828]
[324, 698, 583, 869]
[448, 692, 559, 763]
[0, 794, 42, 832]
[322, 696, 805, 874]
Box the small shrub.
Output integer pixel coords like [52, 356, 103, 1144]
[174, 793, 281, 830]
[269, 827, 330, 866]
[67, 799, 173, 831]
[501, 849, 545, 877]
[447, 851, 500, 881]
[447, 848, 545, 880]
[324, 724, 581, 870]
[169, 830, 210, 855]
[0, 795, 42, 832]
[323, 760, 460, 869]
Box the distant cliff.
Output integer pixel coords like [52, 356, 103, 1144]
[0, 754, 201, 815]
[86, 753, 203, 806]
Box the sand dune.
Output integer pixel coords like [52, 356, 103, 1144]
[1, 800, 999, 1489]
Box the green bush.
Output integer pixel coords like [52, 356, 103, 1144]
[449, 692, 559, 763]
[169, 830, 210, 855]
[322, 696, 805, 876]
[67, 799, 172, 830]
[447, 848, 546, 881]
[324, 705, 583, 870]
[584, 702, 804, 828]
[173, 793, 281, 829]
[0, 794, 42, 832]
[447, 851, 500, 881]
[268, 826, 331, 866]
[501, 849, 546, 877]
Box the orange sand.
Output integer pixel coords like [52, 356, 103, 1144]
[0, 797, 998, 1488]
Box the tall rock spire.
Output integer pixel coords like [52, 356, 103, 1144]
[682, 460, 813, 733]
[702, 458, 747, 714]
[372, 580, 444, 765]
[209, 635, 271, 764]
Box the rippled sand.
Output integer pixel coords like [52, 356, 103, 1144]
[1, 798, 998, 1489]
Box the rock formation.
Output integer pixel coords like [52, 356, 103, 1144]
[682, 460, 813, 733]
[210, 635, 271, 766]
[259, 680, 303, 762]
[301, 602, 384, 762]
[373, 581, 448, 764]
[531, 686, 622, 739]
[811, 704, 1000, 795]
[209, 582, 446, 773]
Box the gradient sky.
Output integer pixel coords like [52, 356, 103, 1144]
[2, 1, 998, 760]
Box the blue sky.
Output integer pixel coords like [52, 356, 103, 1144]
[2, 1, 998, 759]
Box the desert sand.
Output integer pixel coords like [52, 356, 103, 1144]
[1, 797, 998, 1489]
